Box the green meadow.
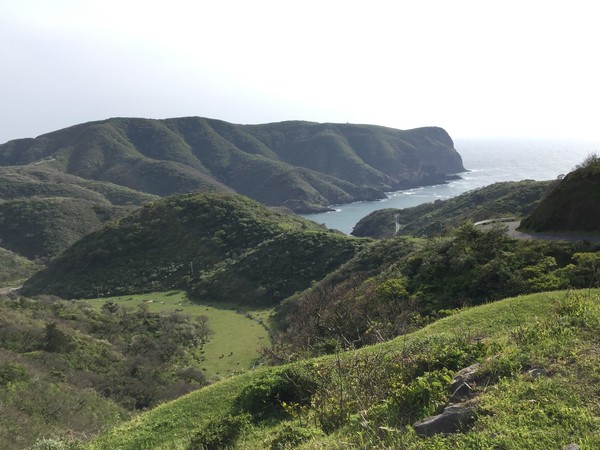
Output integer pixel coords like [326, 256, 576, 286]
[84, 291, 273, 379]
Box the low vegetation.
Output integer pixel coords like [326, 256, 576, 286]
[20, 192, 366, 302]
[89, 289, 600, 449]
[0, 117, 464, 213]
[275, 224, 600, 357]
[0, 246, 40, 287]
[0, 291, 213, 448]
[352, 180, 552, 239]
[85, 291, 272, 379]
[520, 153, 600, 232]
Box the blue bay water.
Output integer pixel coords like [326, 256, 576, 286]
[302, 138, 600, 234]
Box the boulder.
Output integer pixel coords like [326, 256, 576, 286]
[448, 381, 473, 404]
[413, 403, 475, 437]
[450, 363, 481, 392]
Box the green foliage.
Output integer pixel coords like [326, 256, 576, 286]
[188, 413, 251, 450]
[0, 246, 40, 287]
[21, 192, 363, 304]
[521, 154, 600, 232]
[353, 180, 552, 238]
[0, 117, 463, 213]
[276, 224, 599, 356]
[234, 365, 318, 421]
[89, 290, 600, 449]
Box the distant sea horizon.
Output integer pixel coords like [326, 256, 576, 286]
[302, 137, 600, 234]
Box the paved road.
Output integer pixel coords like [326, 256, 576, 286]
[494, 221, 600, 243]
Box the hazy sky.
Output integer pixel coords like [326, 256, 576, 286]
[2, 0, 599, 143]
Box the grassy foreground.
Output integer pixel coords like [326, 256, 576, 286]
[88, 289, 600, 449]
[85, 291, 272, 379]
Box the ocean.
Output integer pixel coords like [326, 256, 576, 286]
[302, 137, 600, 234]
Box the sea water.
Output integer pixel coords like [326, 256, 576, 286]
[302, 138, 600, 234]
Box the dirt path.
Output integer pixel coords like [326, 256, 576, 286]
[0, 286, 21, 295]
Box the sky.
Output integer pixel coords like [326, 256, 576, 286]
[1, 0, 600, 143]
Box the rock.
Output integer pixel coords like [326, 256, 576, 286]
[413, 403, 475, 437]
[563, 444, 579, 450]
[526, 368, 548, 378]
[450, 363, 481, 392]
[448, 381, 473, 404]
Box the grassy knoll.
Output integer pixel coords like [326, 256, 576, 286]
[85, 291, 272, 379]
[89, 289, 600, 449]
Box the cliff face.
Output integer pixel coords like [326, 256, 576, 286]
[0, 117, 464, 212]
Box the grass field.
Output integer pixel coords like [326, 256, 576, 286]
[84, 291, 273, 379]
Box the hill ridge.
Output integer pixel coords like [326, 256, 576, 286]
[0, 117, 464, 213]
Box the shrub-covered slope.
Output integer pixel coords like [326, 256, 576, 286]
[89, 290, 600, 450]
[0, 292, 213, 449]
[0, 246, 40, 286]
[0, 165, 156, 258]
[0, 117, 464, 213]
[275, 225, 600, 356]
[352, 180, 552, 239]
[520, 155, 600, 232]
[21, 192, 366, 302]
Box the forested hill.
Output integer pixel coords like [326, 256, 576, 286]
[0, 117, 464, 213]
[20, 192, 366, 302]
[520, 154, 600, 232]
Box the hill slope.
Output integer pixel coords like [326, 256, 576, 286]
[0, 117, 464, 213]
[352, 180, 552, 239]
[20, 192, 366, 303]
[89, 289, 600, 450]
[0, 164, 156, 258]
[520, 155, 600, 232]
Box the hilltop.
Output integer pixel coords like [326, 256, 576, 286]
[520, 154, 600, 232]
[0, 117, 464, 213]
[20, 192, 366, 303]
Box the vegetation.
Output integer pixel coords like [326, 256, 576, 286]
[85, 291, 272, 379]
[520, 153, 600, 232]
[0, 117, 464, 213]
[0, 164, 154, 259]
[0, 291, 215, 448]
[0, 246, 40, 286]
[20, 192, 366, 302]
[274, 224, 600, 357]
[352, 180, 552, 239]
[89, 290, 600, 449]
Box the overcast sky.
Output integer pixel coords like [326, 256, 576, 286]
[1, 0, 599, 143]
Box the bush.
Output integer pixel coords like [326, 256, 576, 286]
[188, 414, 250, 450]
[234, 366, 318, 421]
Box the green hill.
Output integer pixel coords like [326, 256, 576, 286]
[0, 291, 218, 449]
[0, 246, 40, 286]
[352, 180, 552, 239]
[520, 154, 600, 232]
[0, 164, 156, 259]
[0, 117, 464, 213]
[88, 289, 600, 450]
[20, 192, 366, 302]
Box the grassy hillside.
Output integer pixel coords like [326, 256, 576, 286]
[0, 117, 464, 213]
[0, 246, 40, 286]
[84, 291, 272, 380]
[20, 192, 366, 302]
[88, 289, 600, 449]
[352, 180, 552, 239]
[275, 225, 600, 357]
[0, 290, 219, 449]
[0, 165, 156, 258]
[520, 154, 600, 232]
